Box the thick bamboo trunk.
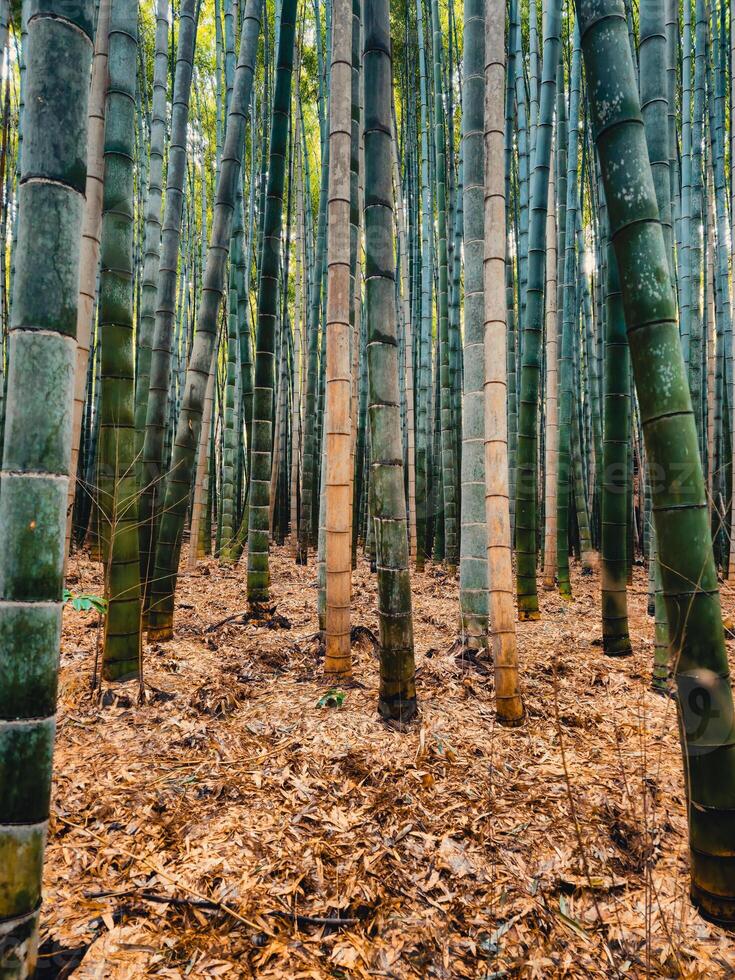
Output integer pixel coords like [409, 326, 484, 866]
[458, 0, 489, 648]
[484, 0, 524, 725]
[98, 0, 142, 680]
[324, 0, 354, 674]
[577, 0, 735, 923]
[363, 0, 417, 721]
[0, 0, 93, 967]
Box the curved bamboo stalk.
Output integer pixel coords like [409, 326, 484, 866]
[140, 0, 199, 597]
[147, 0, 263, 640]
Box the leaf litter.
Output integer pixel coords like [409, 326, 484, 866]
[44, 546, 735, 977]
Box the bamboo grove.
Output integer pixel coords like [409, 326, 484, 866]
[4, 0, 735, 969]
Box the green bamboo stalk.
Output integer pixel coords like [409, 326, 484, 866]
[679, 0, 692, 367]
[431, 0, 458, 573]
[66, 0, 111, 563]
[246, 0, 298, 604]
[297, 142, 329, 564]
[577, 0, 735, 922]
[601, 242, 632, 656]
[528, 0, 539, 167]
[0, 0, 93, 967]
[98, 0, 143, 680]
[220, 272, 239, 556]
[415, 0, 433, 569]
[459, 0, 488, 647]
[515, 0, 561, 619]
[640, 0, 673, 685]
[556, 25, 581, 600]
[134, 0, 169, 466]
[139, 0, 199, 602]
[363, 0, 417, 720]
[688, 0, 706, 447]
[147, 0, 263, 640]
[542, 150, 558, 591]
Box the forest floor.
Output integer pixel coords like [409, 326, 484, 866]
[44, 544, 735, 978]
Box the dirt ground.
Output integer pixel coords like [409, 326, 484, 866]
[42, 544, 735, 977]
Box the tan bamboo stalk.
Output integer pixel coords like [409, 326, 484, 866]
[484, 0, 524, 725]
[65, 0, 111, 562]
[392, 122, 417, 560]
[350, 43, 365, 565]
[324, 0, 353, 675]
[542, 151, 558, 590]
[188, 366, 215, 570]
[350, 247, 361, 537]
[348, 0, 361, 561]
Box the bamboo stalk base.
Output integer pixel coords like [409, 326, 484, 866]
[496, 700, 525, 727]
[147, 625, 174, 643]
[518, 610, 541, 622]
[691, 881, 735, 931]
[378, 695, 418, 724]
[602, 639, 633, 658]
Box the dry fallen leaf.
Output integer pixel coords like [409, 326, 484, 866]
[44, 546, 735, 979]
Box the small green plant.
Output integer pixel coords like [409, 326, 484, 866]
[316, 688, 346, 709]
[63, 589, 108, 615]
